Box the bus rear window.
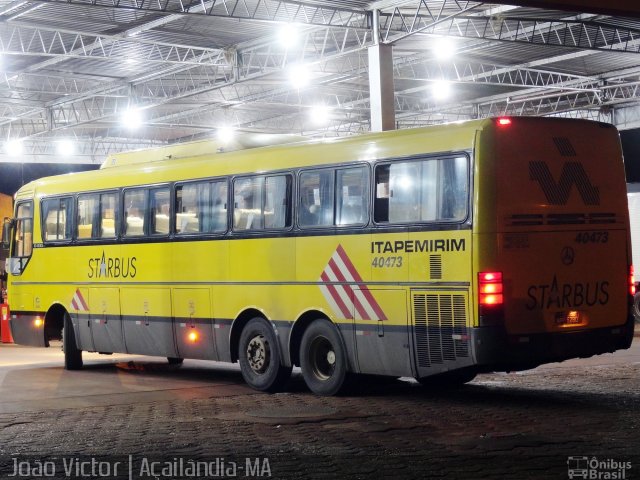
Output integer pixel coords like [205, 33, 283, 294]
[374, 156, 468, 224]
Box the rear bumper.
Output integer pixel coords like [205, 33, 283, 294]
[472, 314, 635, 372]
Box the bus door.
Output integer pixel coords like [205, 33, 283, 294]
[410, 288, 474, 378]
[353, 289, 411, 377]
[172, 288, 216, 360]
[89, 288, 125, 353]
[121, 288, 177, 357]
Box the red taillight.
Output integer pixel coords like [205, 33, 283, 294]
[497, 117, 512, 126]
[630, 266, 636, 296]
[479, 271, 504, 306]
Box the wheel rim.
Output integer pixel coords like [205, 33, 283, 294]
[246, 334, 270, 374]
[308, 335, 336, 381]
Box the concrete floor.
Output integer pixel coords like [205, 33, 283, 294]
[0, 338, 638, 479]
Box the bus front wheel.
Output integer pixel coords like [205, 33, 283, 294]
[63, 312, 83, 370]
[238, 318, 291, 392]
[300, 319, 348, 396]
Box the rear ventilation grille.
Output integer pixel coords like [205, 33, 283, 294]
[508, 213, 616, 227]
[413, 293, 468, 368]
[429, 255, 442, 279]
[553, 137, 577, 157]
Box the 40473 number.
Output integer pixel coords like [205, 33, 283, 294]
[574, 231, 608, 244]
[371, 256, 403, 268]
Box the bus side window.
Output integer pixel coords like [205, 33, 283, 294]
[42, 197, 73, 242]
[383, 156, 469, 224]
[14, 202, 33, 259]
[100, 192, 117, 238]
[76, 194, 98, 239]
[233, 177, 264, 231]
[123, 189, 147, 237]
[209, 181, 228, 233]
[298, 170, 334, 228]
[265, 175, 291, 229]
[150, 188, 170, 235]
[374, 165, 390, 223]
[336, 166, 368, 226]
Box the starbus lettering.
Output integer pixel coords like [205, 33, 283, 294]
[88, 251, 137, 279]
[526, 275, 609, 310]
[370, 238, 465, 254]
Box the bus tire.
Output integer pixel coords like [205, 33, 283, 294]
[238, 318, 291, 392]
[167, 357, 184, 365]
[63, 312, 83, 370]
[300, 319, 348, 396]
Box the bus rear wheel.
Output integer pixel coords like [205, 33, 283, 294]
[63, 312, 83, 370]
[300, 319, 348, 396]
[238, 318, 291, 392]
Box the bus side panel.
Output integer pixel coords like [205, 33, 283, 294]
[173, 288, 216, 360]
[121, 288, 177, 357]
[89, 287, 126, 353]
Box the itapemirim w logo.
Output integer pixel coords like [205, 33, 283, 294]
[567, 456, 632, 479]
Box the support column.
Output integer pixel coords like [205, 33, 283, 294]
[368, 44, 395, 131]
[368, 10, 395, 132]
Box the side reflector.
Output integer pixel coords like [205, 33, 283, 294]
[497, 117, 512, 126]
[479, 271, 504, 306]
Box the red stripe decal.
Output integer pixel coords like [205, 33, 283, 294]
[320, 272, 352, 319]
[335, 245, 387, 321]
[327, 258, 369, 320]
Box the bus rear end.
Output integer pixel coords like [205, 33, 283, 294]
[473, 117, 634, 371]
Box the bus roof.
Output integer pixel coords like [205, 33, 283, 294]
[16, 117, 613, 199]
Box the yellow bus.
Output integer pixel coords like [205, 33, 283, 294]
[2, 117, 635, 395]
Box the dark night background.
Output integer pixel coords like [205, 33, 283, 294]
[622, 129, 640, 183]
[0, 128, 639, 196]
[0, 163, 98, 196]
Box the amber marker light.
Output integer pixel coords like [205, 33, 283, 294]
[34, 318, 43, 327]
[188, 331, 199, 343]
[630, 266, 636, 296]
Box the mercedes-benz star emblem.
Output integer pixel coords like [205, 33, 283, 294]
[561, 246, 575, 266]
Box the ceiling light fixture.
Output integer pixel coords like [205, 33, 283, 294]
[5, 139, 23, 156]
[121, 107, 143, 129]
[310, 104, 330, 125]
[278, 24, 298, 48]
[431, 80, 451, 100]
[57, 139, 75, 156]
[217, 126, 235, 144]
[432, 37, 456, 60]
[288, 64, 311, 89]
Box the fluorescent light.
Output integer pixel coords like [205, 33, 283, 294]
[217, 126, 235, 144]
[57, 139, 74, 156]
[121, 108, 142, 129]
[432, 37, 456, 60]
[431, 80, 451, 100]
[288, 64, 311, 89]
[5, 139, 23, 156]
[278, 24, 298, 47]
